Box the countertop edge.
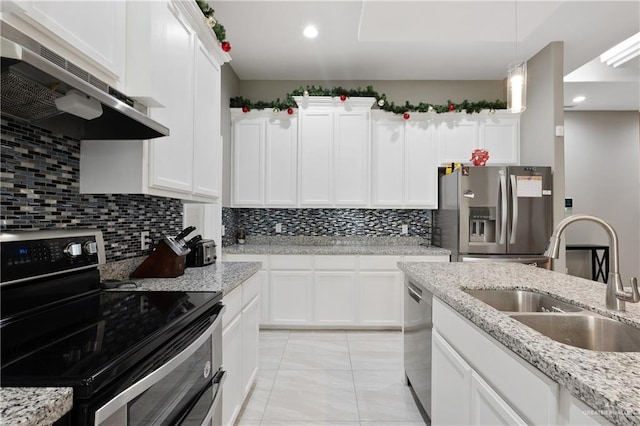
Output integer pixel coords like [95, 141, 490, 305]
[0, 387, 73, 426]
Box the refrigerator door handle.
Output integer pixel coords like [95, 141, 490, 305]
[510, 174, 518, 244]
[499, 174, 507, 244]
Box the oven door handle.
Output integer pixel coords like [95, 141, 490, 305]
[94, 307, 226, 425]
[175, 369, 226, 426]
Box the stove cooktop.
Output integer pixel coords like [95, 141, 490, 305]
[1, 286, 222, 398]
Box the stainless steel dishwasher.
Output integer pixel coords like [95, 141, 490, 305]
[404, 278, 433, 421]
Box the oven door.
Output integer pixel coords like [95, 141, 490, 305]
[94, 306, 224, 426]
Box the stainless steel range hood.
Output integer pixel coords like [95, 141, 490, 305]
[0, 26, 169, 140]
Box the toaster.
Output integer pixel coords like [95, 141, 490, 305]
[186, 239, 216, 267]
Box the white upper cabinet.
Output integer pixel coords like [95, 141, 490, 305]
[231, 111, 298, 207]
[0, 0, 126, 88]
[438, 112, 520, 166]
[80, 0, 230, 202]
[371, 111, 438, 209]
[296, 96, 374, 207]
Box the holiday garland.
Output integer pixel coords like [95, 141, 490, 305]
[196, 0, 231, 52]
[230, 85, 507, 116]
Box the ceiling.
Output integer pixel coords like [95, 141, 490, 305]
[213, 1, 640, 111]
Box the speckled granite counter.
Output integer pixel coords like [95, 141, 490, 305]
[398, 261, 640, 426]
[123, 261, 262, 295]
[0, 387, 73, 426]
[225, 243, 450, 256]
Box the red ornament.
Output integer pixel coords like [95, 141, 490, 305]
[470, 149, 490, 166]
[221, 41, 231, 52]
[340, 94, 347, 102]
[403, 113, 410, 120]
[448, 104, 455, 112]
[242, 106, 249, 113]
[287, 108, 294, 115]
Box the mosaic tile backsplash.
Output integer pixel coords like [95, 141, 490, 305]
[221, 207, 432, 246]
[1, 116, 183, 262]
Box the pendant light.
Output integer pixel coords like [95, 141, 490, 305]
[507, 0, 527, 113]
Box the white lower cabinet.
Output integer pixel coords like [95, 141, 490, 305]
[224, 253, 447, 328]
[222, 273, 260, 426]
[270, 271, 313, 325]
[432, 297, 612, 426]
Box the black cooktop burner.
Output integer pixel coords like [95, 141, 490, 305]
[1, 284, 222, 398]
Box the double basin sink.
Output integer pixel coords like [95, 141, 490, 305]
[463, 289, 640, 352]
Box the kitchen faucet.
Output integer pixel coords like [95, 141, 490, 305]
[544, 214, 639, 311]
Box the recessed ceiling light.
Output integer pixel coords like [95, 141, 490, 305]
[303, 25, 318, 39]
[572, 96, 586, 103]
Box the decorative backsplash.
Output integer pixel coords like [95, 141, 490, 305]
[1, 116, 184, 262]
[222, 207, 432, 246]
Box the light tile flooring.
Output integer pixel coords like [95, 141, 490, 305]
[235, 330, 427, 426]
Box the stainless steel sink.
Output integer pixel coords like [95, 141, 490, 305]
[510, 314, 640, 352]
[463, 289, 582, 313]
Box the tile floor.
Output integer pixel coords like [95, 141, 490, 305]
[235, 330, 427, 426]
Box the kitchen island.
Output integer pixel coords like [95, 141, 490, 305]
[398, 261, 640, 426]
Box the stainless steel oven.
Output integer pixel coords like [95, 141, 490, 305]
[95, 307, 225, 425]
[0, 229, 226, 426]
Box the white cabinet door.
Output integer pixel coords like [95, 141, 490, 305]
[405, 122, 437, 208]
[298, 111, 334, 206]
[192, 40, 221, 198]
[334, 112, 369, 206]
[438, 118, 478, 164]
[222, 312, 242, 426]
[232, 118, 265, 206]
[371, 116, 405, 207]
[10, 1, 126, 85]
[314, 272, 357, 325]
[358, 271, 402, 326]
[265, 117, 298, 206]
[478, 117, 520, 165]
[241, 296, 260, 397]
[270, 271, 313, 324]
[470, 371, 527, 426]
[148, 6, 194, 194]
[432, 330, 472, 425]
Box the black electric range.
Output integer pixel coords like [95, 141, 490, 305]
[0, 229, 223, 424]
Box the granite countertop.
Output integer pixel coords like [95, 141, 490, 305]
[398, 261, 640, 426]
[0, 387, 73, 426]
[123, 261, 262, 295]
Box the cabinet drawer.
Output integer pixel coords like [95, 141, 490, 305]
[223, 254, 268, 267]
[223, 285, 242, 329]
[242, 273, 261, 306]
[359, 255, 401, 270]
[270, 255, 313, 270]
[314, 255, 357, 270]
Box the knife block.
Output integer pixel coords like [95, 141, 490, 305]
[130, 239, 187, 278]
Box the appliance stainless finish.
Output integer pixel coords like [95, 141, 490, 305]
[0, 24, 169, 140]
[403, 279, 432, 421]
[436, 166, 553, 263]
[187, 239, 217, 267]
[0, 229, 224, 425]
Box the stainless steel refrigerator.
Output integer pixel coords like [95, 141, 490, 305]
[435, 166, 553, 265]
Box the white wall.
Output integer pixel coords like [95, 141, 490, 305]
[564, 111, 640, 281]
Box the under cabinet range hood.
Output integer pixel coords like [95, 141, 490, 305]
[0, 26, 169, 140]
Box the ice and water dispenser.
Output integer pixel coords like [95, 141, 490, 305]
[468, 207, 497, 243]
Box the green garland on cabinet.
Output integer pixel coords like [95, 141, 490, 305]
[230, 85, 507, 115]
[196, 0, 230, 51]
